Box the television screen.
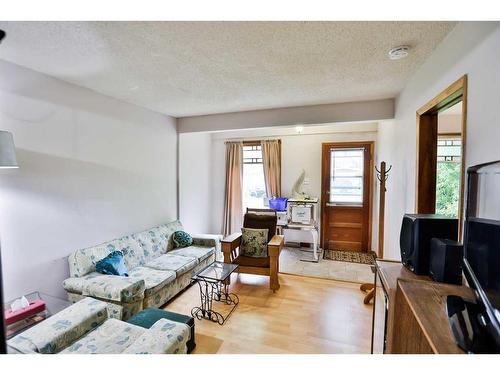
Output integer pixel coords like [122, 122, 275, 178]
[463, 160, 500, 348]
[465, 218, 500, 309]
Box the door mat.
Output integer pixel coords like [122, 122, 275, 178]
[323, 249, 375, 265]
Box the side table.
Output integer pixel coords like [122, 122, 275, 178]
[191, 261, 239, 325]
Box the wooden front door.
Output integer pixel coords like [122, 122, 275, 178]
[321, 142, 373, 252]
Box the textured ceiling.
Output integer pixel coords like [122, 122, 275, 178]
[0, 21, 456, 117]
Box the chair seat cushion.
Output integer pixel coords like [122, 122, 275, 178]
[127, 267, 176, 297]
[233, 255, 270, 268]
[60, 318, 146, 354]
[168, 246, 214, 263]
[145, 254, 197, 276]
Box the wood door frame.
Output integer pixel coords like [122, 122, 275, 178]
[320, 141, 374, 251]
[415, 75, 467, 238]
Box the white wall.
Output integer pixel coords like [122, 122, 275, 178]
[0, 60, 178, 300]
[179, 132, 212, 234]
[378, 22, 500, 260]
[179, 122, 380, 248]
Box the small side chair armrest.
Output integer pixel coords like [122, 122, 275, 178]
[221, 232, 242, 252]
[267, 235, 284, 257]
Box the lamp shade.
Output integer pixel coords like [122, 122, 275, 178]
[0, 130, 18, 168]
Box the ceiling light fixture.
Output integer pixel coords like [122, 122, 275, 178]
[388, 45, 410, 60]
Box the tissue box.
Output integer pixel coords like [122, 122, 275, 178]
[5, 299, 46, 325]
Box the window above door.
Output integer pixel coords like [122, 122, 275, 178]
[329, 148, 364, 204]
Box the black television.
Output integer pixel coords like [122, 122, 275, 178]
[447, 160, 500, 353]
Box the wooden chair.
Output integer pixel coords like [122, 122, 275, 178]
[221, 211, 284, 292]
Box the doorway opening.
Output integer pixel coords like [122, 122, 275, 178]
[416, 75, 467, 237]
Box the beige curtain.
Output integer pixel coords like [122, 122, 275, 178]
[261, 140, 282, 197]
[222, 142, 243, 236]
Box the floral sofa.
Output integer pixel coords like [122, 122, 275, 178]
[63, 220, 219, 320]
[8, 297, 190, 354]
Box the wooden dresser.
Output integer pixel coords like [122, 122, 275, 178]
[372, 259, 473, 354]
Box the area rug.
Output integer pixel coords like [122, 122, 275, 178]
[279, 247, 374, 284]
[323, 249, 375, 265]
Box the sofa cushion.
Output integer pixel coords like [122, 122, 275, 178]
[131, 226, 169, 263]
[145, 254, 197, 276]
[60, 318, 146, 354]
[117, 235, 147, 270]
[122, 318, 190, 354]
[159, 220, 184, 251]
[168, 245, 215, 264]
[7, 297, 108, 354]
[127, 266, 176, 297]
[68, 239, 123, 278]
[82, 275, 145, 303]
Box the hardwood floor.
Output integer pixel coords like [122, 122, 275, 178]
[164, 273, 373, 354]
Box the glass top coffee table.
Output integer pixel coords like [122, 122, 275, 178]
[191, 261, 239, 325]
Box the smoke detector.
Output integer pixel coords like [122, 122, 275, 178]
[388, 45, 410, 60]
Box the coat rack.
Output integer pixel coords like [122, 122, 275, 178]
[360, 161, 391, 304]
[375, 161, 392, 258]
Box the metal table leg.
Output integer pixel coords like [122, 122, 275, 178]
[191, 277, 239, 325]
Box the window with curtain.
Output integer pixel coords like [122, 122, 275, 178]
[242, 144, 266, 210]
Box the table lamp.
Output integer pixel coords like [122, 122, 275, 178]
[0, 130, 19, 354]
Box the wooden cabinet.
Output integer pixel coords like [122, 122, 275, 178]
[372, 259, 472, 354]
[371, 266, 387, 353]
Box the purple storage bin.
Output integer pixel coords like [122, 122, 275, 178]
[269, 197, 288, 211]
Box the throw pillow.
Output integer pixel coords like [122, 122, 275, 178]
[172, 230, 193, 248]
[240, 228, 269, 258]
[95, 251, 129, 276]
